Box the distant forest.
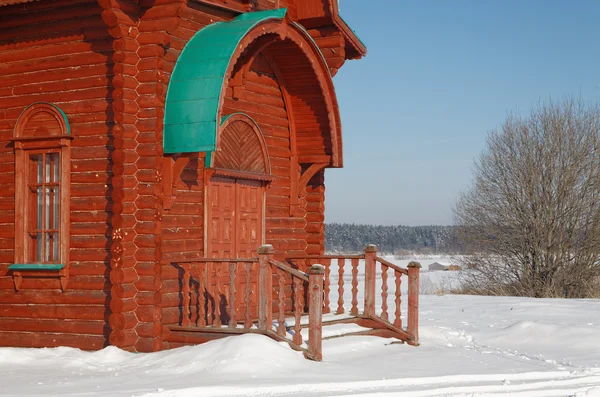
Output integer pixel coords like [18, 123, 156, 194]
[324, 223, 464, 255]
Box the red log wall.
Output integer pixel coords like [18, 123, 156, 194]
[0, 0, 113, 350]
[0, 0, 335, 351]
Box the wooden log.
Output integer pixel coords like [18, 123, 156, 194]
[109, 312, 138, 330]
[0, 304, 107, 320]
[135, 321, 162, 338]
[109, 297, 137, 313]
[0, 289, 108, 305]
[108, 328, 137, 347]
[134, 336, 162, 353]
[0, 331, 106, 350]
[0, 318, 106, 335]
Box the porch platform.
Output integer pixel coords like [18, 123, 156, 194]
[167, 246, 421, 360]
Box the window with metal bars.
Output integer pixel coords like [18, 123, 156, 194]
[28, 152, 61, 263]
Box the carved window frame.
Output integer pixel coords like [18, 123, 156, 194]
[9, 103, 72, 290]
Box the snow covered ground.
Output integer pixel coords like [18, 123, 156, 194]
[1, 257, 599, 397]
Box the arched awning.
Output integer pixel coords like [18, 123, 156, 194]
[163, 9, 286, 154]
[163, 8, 343, 166]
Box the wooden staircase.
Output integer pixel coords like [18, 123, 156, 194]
[167, 245, 421, 361]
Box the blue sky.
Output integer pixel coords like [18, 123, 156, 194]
[325, 0, 600, 226]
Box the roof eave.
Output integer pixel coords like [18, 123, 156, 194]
[330, 1, 367, 59]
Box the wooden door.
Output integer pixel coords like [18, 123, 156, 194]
[207, 176, 264, 258]
[207, 176, 264, 322]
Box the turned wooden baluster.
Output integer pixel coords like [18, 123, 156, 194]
[293, 276, 303, 345]
[337, 258, 345, 314]
[244, 262, 252, 329]
[323, 258, 331, 314]
[206, 262, 214, 325]
[277, 268, 286, 337]
[214, 263, 222, 327]
[394, 270, 402, 328]
[229, 262, 236, 328]
[351, 258, 359, 315]
[381, 264, 389, 322]
[198, 263, 206, 327]
[182, 263, 191, 327]
[190, 263, 198, 326]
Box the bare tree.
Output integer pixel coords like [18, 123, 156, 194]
[455, 99, 600, 298]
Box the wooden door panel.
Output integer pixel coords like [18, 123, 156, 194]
[207, 178, 237, 258]
[237, 180, 263, 258]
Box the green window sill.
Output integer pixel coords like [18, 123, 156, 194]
[9, 264, 65, 271]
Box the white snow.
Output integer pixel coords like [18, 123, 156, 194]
[1, 257, 599, 396]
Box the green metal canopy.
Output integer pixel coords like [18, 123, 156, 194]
[163, 8, 287, 154]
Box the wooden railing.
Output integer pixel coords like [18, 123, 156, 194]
[171, 244, 420, 361]
[285, 244, 421, 346]
[171, 246, 326, 360]
[176, 258, 260, 329]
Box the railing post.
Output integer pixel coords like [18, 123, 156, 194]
[258, 244, 275, 332]
[407, 261, 421, 346]
[308, 264, 324, 361]
[363, 244, 378, 318]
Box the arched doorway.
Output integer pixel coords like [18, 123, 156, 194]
[205, 113, 272, 258]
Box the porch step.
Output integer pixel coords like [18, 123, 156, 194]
[308, 323, 372, 340]
[290, 314, 406, 342]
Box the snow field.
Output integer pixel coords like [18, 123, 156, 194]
[1, 256, 599, 396]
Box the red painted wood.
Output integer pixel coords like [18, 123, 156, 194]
[293, 276, 303, 346]
[322, 257, 331, 314]
[394, 271, 402, 329]
[363, 244, 377, 317]
[336, 258, 344, 314]
[257, 245, 274, 331]
[380, 264, 389, 322]
[276, 267, 286, 337]
[182, 263, 191, 327]
[0, 0, 365, 354]
[350, 258, 359, 315]
[228, 262, 237, 328]
[307, 264, 324, 361]
[207, 176, 264, 259]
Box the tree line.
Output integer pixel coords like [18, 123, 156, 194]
[324, 223, 464, 255]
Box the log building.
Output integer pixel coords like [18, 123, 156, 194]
[0, 0, 421, 360]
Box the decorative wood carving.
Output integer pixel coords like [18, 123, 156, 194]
[163, 153, 196, 210]
[214, 117, 269, 174]
[290, 157, 329, 217]
[11, 268, 69, 292]
[212, 114, 270, 176]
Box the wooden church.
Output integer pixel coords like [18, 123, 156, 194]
[0, 0, 420, 360]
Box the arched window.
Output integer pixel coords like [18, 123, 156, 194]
[11, 103, 71, 271]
